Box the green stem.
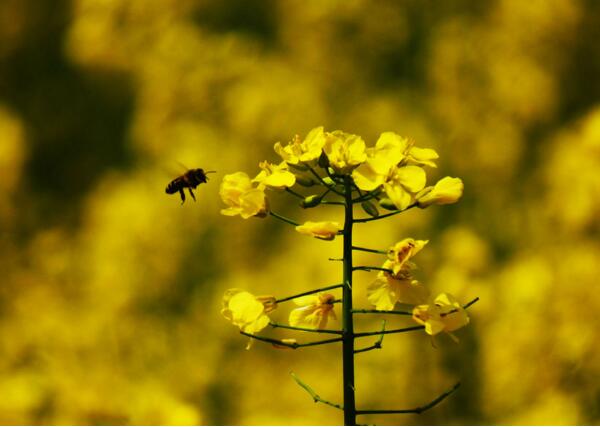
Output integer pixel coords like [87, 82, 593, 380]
[275, 283, 343, 304]
[354, 320, 386, 354]
[353, 266, 394, 274]
[269, 211, 300, 226]
[342, 176, 356, 425]
[354, 325, 424, 338]
[352, 308, 412, 316]
[308, 166, 345, 196]
[354, 203, 416, 223]
[356, 382, 460, 415]
[286, 188, 305, 199]
[240, 331, 342, 348]
[351, 246, 388, 255]
[291, 373, 344, 411]
[269, 322, 342, 335]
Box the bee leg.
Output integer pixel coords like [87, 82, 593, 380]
[179, 189, 186, 204]
[188, 188, 196, 202]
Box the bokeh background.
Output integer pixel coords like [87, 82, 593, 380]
[1, 0, 599, 425]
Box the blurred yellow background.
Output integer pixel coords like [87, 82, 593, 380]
[1, 0, 599, 425]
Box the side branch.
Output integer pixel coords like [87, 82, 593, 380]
[352, 308, 412, 316]
[352, 297, 480, 316]
[353, 266, 394, 274]
[354, 325, 423, 338]
[351, 246, 388, 255]
[269, 211, 300, 226]
[354, 204, 416, 223]
[354, 320, 386, 354]
[269, 322, 343, 335]
[307, 166, 345, 197]
[240, 331, 342, 348]
[275, 283, 343, 304]
[356, 382, 460, 415]
[291, 373, 344, 411]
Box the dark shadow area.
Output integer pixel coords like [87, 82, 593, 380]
[192, 0, 277, 44]
[0, 0, 134, 229]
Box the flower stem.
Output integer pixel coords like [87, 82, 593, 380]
[342, 176, 357, 425]
[275, 283, 343, 304]
[291, 373, 344, 411]
[354, 203, 417, 223]
[351, 246, 388, 255]
[356, 382, 460, 415]
[269, 322, 343, 335]
[353, 266, 394, 274]
[240, 331, 342, 348]
[354, 325, 424, 338]
[269, 211, 300, 226]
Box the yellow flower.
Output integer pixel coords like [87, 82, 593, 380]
[367, 260, 430, 310]
[221, 289, 277, 335]
[383, 165, 427, 210]
[412, 293, 469, 337]
[295, 221, 341, 240]
[323, 130, 367, 173]
[289, 293, 336, 329]
[387, 238, 428, 275]
[352, 132, 438, 192]
[253, 161, 296, 189]
[417, 177, 464, 207]
[274, 126, 326, 164]
[352, 132, 406, 191]
[220, 172, 268, 219]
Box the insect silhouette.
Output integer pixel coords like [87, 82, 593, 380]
[165, 168, 215, 204]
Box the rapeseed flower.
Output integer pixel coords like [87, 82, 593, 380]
[412, 293, 469, 338]
[417, 177, 464, 207]
[367, 260, 430, 310]
[274, 126, 326, 165]
[253, 161, 296, 189]
[295, 221, 341, 240]
[220, 172, 268, 218]
[323, 130, 367, 173]
[289, 293, 336, 329]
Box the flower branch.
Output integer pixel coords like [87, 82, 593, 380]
[356, 382, 460, 415]
[291, 373, 344, 411]
[275, 283, 343, 304]
[354, 204, 416, 223]
[269, 322, 343, 335]
[269, 211, 300, 226]
[240, 331, 343, 348]
[354, 320, 386, 354]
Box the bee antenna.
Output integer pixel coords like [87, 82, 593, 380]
[205, 170, 217, 174]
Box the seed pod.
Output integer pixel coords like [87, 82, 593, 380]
[300, 195, 322, 208]
[361, 200, 379, 217]
[379, 198, 399, 211]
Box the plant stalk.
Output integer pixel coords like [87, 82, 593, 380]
[342, 176, 356, 425]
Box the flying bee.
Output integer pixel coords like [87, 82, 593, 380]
[165, 168, 215, 204]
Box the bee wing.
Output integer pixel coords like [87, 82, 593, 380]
[176, 161, 190, 172]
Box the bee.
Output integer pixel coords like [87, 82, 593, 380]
[165, 168, 215, 204]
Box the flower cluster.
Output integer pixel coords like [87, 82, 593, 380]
[219, 127, 470, 345]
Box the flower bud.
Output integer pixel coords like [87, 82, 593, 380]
[322, 176, 335, 186]
[361, 200, 379, 217]
[295, 176, 316, 187]
[318, 151, 329, 168]
[417, 177, 463, 208]
[378, 198, 399, 211]
[300, 195, 322, 208]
